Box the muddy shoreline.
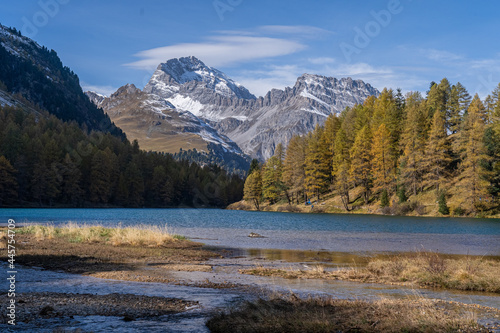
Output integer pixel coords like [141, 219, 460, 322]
[1, 228, 500, 331]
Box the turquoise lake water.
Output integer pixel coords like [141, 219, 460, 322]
[1, 208, 499, 255]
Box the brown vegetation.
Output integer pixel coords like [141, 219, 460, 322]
[242, 251, 500, 293]
[206, 294, 488, 333]
[1, 225, 217, 279]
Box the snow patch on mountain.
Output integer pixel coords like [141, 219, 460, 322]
[167, 94, 204, 116]
[300, 90, 331, 108]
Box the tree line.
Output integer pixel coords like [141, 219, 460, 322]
[244, 79, 500, 215]
[0, 105, 244, 208]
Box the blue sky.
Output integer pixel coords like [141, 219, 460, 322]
[1, 1, 500, 97]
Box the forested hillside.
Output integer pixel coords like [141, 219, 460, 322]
[243, 80, 500, 217]
[0, 105, 243, 208]
[0, 25, 124, 138]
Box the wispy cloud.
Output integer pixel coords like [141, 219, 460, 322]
[331, 63, 392, 76]
[125, 29, 309, 70]
[424, 49, 463, 62]
[258, 25, 334, 38]
[235, 64, 303, 97]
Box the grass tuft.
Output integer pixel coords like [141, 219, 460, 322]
[18, 223, 182, 247]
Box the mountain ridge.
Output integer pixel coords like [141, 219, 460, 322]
[142, 56, 379, 160]
[87, 56, 379, 163]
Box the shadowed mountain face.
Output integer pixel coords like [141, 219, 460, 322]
[0, 24, 125, 139]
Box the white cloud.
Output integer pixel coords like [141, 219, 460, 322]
[125, 34, 306, 70]
[424, 49, 463, 62]
[330, 63, 392, 76]
[258, 25, 334, 37]
[234, 64, 302, 97]
[81, 82, 117, 96]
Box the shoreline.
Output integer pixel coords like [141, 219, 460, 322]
[1, 225, 500, 331]
[227, 200, 500, 219]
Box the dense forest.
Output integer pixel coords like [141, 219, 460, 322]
[0, 105, 244, 208]
[173, 144, 250, 177]
[244, 79, 500, 216]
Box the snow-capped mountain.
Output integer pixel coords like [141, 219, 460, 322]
[143, 57, 379, 160]
[88, 56, 379, 163]
[144, 56, 255, 119]
[220, 74, 379, 160]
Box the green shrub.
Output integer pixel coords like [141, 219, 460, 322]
[438, 193, 449, 215]
[380, 190, 389, 208]
[453, 206, 465, 216]
[397, 186, 408, 203]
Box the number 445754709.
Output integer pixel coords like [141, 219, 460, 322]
[7, 219, 16, 270]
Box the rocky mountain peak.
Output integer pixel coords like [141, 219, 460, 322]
[145, 56, 255, 100]
[112, 83, 140, 97]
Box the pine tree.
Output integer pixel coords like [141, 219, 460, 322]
[371, 90, 402, 182]
[427, 78, 451, 126]
[457, 95, 491, 213]
[304, 125, 330, 201]
[90, 149, 116, 204]
[380, 189, 389, 208]
[422, 110, 451, 193]
[447, 82, 471, 134]
[282, 135, 306, 204]
[336, 161, 351, 211]
[124, 161, 145, 207]
[262, 156, 283, 204]
[151, 165, 174, 206]
[438, 192, 449, 215]
[333, 127, 351, 210]
[322, 114, 341, 157]
[243, 169, 262, 210]
[115, 173, 129, 206]
[0, 156, 18, 207]
[61, 153, 83, 205]
[349, 125, 372, 204]
[248, 159, 260, 175]
[371, 123, 394, 195]
[399, 92, 427, 196]
[320, 114, 341, 182]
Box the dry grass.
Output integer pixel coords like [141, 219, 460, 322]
[243, 251, 500, 293]
[206, 294, 487, 333]
[18, 223, 181, 247]
[7, 226, 216, 277]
